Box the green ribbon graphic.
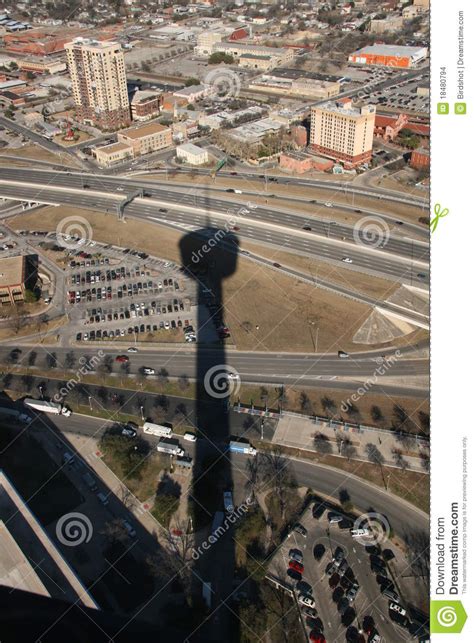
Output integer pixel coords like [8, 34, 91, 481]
[430, 203, 449, 233]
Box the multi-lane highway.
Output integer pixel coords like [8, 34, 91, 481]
[0, 169, 429, 286]
[0, 343, 428, 396]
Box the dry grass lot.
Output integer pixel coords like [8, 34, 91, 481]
[10, 206, 422, 352]
[241, 241, 398, 300]
[0, 144, 81, 167]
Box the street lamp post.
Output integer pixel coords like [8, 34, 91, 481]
[88, 396, 92, 410]
[140, 405, 145, 421]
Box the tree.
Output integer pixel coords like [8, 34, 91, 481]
[27, 351, 37, 367]
[46, 352, 57, 369]
[300, 391, 313, 414]
[208, 52, 234, 65]
[366, 443, 385, 466]
[314, 432, 333, 455]
[260, 450, 297, 525]
[245, 454, 262, 505]
[339, 436, 357, 460]
[153, 475, 181, 528]
[101, 518, 130, 545]
[321, 395, 337, 417]
[6, 305, 27, 334]
[157, 367, 169, 387]
[178, 374, 189, 391]
[23, 289, 38, 303]
[392, 448, 409, 470]
[370, 405, 383, 423]
[64, 351, 76, 369]
[185, 77, 200, 86]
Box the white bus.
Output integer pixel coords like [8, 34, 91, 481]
[142, 422, 172, 437]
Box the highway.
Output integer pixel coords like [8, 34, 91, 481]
[0, 176, 429, 287]
[0, 343, 429, 396]
[0, 167, 429, 261]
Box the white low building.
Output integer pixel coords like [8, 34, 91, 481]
[176, 143, 209, 165]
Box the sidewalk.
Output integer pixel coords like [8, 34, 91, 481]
[272, 414, 428, 472]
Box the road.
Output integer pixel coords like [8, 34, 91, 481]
[0, 167, 429, 259]
[0, 176, 430, 287]
[0, 343, 429, 396]
[41, 413, 427, 538]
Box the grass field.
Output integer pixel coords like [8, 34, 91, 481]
[8, 206, 398, 353]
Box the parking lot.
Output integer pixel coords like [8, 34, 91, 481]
[268, 502, 428, 642]
[22, 229, 232, 345]
[362, 78, 429, 114]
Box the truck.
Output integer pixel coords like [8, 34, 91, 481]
[156, 439, 184, 457]
[142, 421, 172, 437]
[228, 441, 257, 456]
[23, 398, 72, 417]
[0, 407, 32, 423]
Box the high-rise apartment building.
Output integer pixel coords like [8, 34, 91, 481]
[310, 99, 376, 167]
[65, 37, 131, 130]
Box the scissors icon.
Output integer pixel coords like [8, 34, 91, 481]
[430, 203, 449, 233]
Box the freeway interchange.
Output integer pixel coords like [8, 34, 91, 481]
[0, 167, 429, 288]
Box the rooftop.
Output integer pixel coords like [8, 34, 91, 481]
[315, 99, 375, 118]
[96, 142, 132, 155]
[177, 143, 205, 155]
[0, 255, 25, 287]
[351, 44, 428, 57]
[120, 121, 170, 140]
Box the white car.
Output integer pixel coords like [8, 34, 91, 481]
[351, 528, 370, 538]
[164, 321, 170, 330]
[298, 595, 315, 608]
[389, 602, 407, 617]
[183, 432, 197, 442]
[127, 347, 138, 353]
[227, 372, 240, 381]
[342, 257, 353, 264]
[325, 202, 333, 207]
[143, 367, 155, 375]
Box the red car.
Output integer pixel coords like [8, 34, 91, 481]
[310, 634, 326, 643]
[289, 560, 304, 574]
[115, 355, 129, 363]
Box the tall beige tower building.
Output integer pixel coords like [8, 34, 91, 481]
[65, 38, 131, 130]
[310, 99, 376, 168]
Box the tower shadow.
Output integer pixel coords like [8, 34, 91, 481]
[179, 221, 239, 641]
